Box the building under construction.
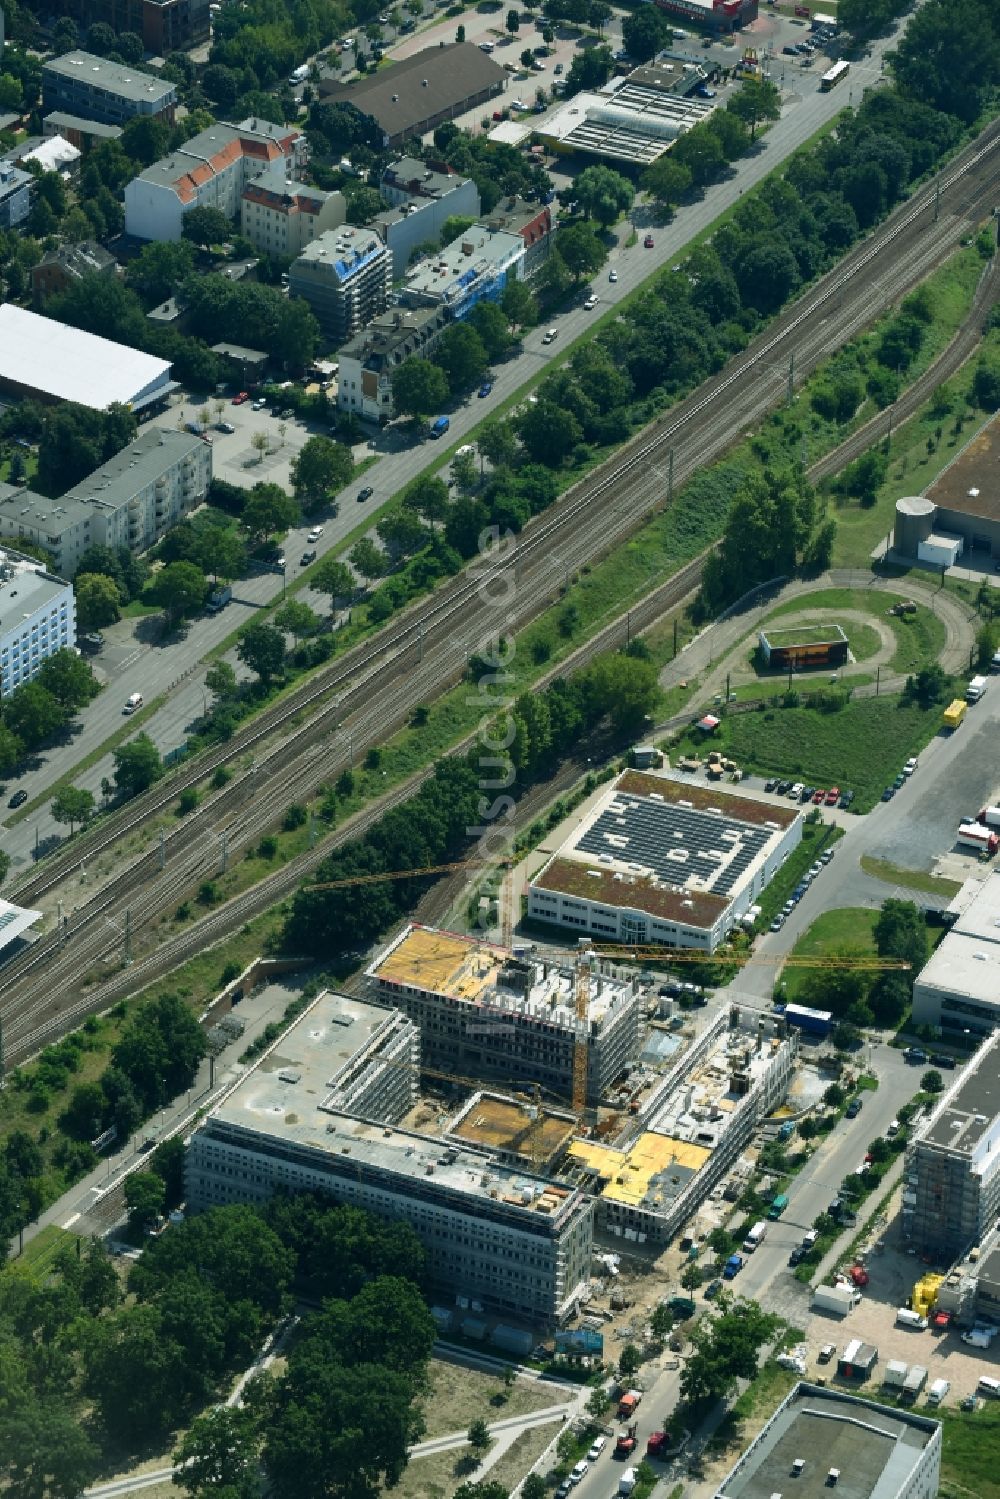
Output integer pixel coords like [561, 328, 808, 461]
[367, 924, 642, 1108]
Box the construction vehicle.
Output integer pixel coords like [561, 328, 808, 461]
[617, 1389, 641, 1419]
[615, 1425, 638, 1458]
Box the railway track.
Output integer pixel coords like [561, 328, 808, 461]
[3, 122, 999, 1059]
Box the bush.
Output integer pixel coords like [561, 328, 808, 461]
[283, 804, 307, 831]
[258, 835, 278, 859]
[177, 787, 199, 815]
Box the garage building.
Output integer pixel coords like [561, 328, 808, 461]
[893, 412, 1000, 566]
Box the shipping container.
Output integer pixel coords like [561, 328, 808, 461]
[813, 1284, 861, 1317]
[783, 1003, 833, 1038]
[883, 1359, 908, 1388]
[943, 698, 967, 729]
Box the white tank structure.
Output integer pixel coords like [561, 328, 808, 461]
[894, 495, 937, 558]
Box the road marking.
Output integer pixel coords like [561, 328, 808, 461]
[62, 1211, 80, 1227]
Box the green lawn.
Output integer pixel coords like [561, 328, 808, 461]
[760, 589, 947, 675]
[669, 696, 946, 813]
[935, 1404, 1000, 1499]
[781, 907, 879, 1001]
[16, 1223, 74, 1275]
[859, 855, 963, 898]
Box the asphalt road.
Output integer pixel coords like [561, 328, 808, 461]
[0, 16, 905, 877]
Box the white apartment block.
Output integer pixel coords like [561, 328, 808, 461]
[240, 160, 345, 258]
[124, 118, 304, 243]
[376, 156, 480, 277]
[0, 553, 76, 696]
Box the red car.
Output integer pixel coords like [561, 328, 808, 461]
[232, 391, 249, 405]
[825, 786, 840, 805]
[812, 788, 826, 804]
[644, 234, 655, 248]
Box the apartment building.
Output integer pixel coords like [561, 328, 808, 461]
[240, 161, 345, 258]
[0, 428, 211, 577]
[0, 163, 31, 230]
[124, 119, 303, 243]
[336, 305, 449, 424]
[42, 112, 123, 151]
[903, 1029, 1000, 1259]
[401, 223, 524, 320]
[0, 553, 76, 697]
[368, 924, 642, 1107]
[52, 0, 210, 55]
[185, 990, 594, 1325]
[288, 226, 392, 344]
[42, 51, 177, 128]
[376, 157, 480, 277]
[31, 241, 118, 306]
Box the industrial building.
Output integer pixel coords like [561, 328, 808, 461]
[185, 989, 594, 1325]
[318, 43, 505, 149]
[31, 241, 118, 306]
[758, 623, 850, 671]
[0, 305, 174, 413]
[376, 157, 481, 278]
[337, 305, 450, 424]
[0, 427, 211, 577]
[287, 226, 392, 344]
[0, 552, 76, 696]
[911, 874, 1000, 1035]
[537, 71, 714, 167]
[564, 1005, 797, 1243]
[527, 770, 803, 954]
[401, 223, 525, 320]
[713, 1382, 941, 1499]
[240, 162, 345, 259]
[893, 412, 1000, 567]
[124, 119, 304, 243]
[41, 51, 177, 128]
[903, 1028, 1000, 1259]
[367, 924, 642, 1107]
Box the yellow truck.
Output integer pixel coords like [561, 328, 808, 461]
[943, 699, 967, 730]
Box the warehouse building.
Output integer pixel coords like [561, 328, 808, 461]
[564, 1005, 796, 1244]
[185, 990, 594, 1325]
[401, 223, 525, 320]
[903, 1028, 1000, 1259]
[893, 412, 1000, 566]
[0, 552, 76, 696]
[911, 874, 1000, 1035]
[0, 305, 174, 412]
[528, 771, 802, 954]
[758, 623, 849, 671]
[367, 924, 642, 1107]
[288, 226, 392, 344]
[42, 51, 177, 127]
[337, 305, 450, 424]
[0, 427, 210, 577]
[713, 1382, 940, 1499]
[318, 43, 505, 149]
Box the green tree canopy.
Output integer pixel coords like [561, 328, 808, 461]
[573, 164, 634, 226]
[181, 205, 234, 248]
[392, 357, 449, 420]
[311, 555, 355, 610]
[113, 732, 163, 797]
[75, 571, 123, 630]
[242, 483, 298, 543]
[291, 435, 354, 512]
[152, 559, 207, 623]
[51, 785, 95, 834]
[237, 620, 286, 684]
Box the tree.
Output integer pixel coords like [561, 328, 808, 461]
[376, 508, 428, 561]
[113, 733, 163, 797]
[726, 77, 781, 140]
[552, 222, 605, 281]
[522, 1476, 548, 1499]
[565, 43, 614, 96]
[680, 1298, 780, 1408]
[4, 682, 67, 749]
[275, 599, 319, 643]
[150, 1135, 187, 1210]
[172, 1406, 260, 1499]
[392, 356, 449, 421]
[574, 164, 634, 227]
[680, 1262, 702, 1291]
[206, 660, 238, 701]
[120, 114, 172, 168]
[452, 450, 478, 493]
[75, 571, 122, 630]
[435, 322, 488, 395]
[904, 661, 948, 709]
[251, 431, 270, 466]
[833, 1021, 863, 1051]
[874, 898, 928, 981]
[587, 1385, 611, 1420]
[152, 560, 207, 624]
[580, 651, 659, 736]
[311, 555, 355, 611]
[238, 620, 286, 685]
[468, 299, 511, 361]
[643, 156, 692, 212]
[517, 400, 582, 465]
[506, 6, 520, 30]
[349, 538, 386, 582]
[890, 0, 1000, 123]
[0, 1402, 98, 1499]
[37, 648, 99, 710]
[468, 1417, 492, 1454]
[824, 1082, 846, 1108]
[291, 435, 354, 512]
[501, 276, 537, 330]
[51, 785, 95, 834]
[921, 1069, 944, 1094]
[622, 5, 672, 60]
[242, 483, 298, 542]
[125, 1171, 165, 1233]
[403, 474, 450, 530]
[619, 1342, 642, 1376]
[181, 205, 234, 248]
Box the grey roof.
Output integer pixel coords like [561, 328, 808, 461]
[382, 156, 467, 199]
[319, 42, 504, 139]
[0, 559, 73, 626]
[340, 305, 449, 371]
[43, 111, 123, 139]
[0, 485, 93, 532]
[0, 164, 31, 200]
[921, 1029, 1000, 1153]
[716, 1383, 939, 1499]
[291, 225, 387, 284]
[63, 426, 204, 512]
[43, 51, 176, 107]
[35, 241, 117, 279]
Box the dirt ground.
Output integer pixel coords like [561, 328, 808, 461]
[394, 1423, 555, 1499]
[419, 1359, 564, 1441]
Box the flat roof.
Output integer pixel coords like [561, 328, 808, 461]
[0, 555, 71, 625]
[209, 989, 585, 1223]
[538, 81, 713, 166]
[715, 1383, 939, 1499]
[403, 224, 524, 301]
[569, 1131, 709, 1208]
[925, 411, 1000, 524]
[761, 623, 848, 648]
[0, 306, 172, 411]
[448, 1090, 577, 1165]
[0, 486, 93, 533]
[43, 111, 123, 138]
[949, 873, 1000, 945]
[915, 931, 1000, 1010]
[43, 50, 175, 106]
[292, 225, 386, 282]
[917, 1029, 1000, 1155]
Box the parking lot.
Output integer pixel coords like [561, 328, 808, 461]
[168, 386, 348, 493]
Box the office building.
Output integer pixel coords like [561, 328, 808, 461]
[53, 0, 210, 55]
[0, 552, 76, 697]
[31, 241, 118, 306]
[185, 990, 594, 1325]
[337, 305, 450, 423]
[565, 1005, 797, 1243]
[903, 1028, 1000, 1259]
[288, 226, 392, 344]
[42, 51, 177, 128]
[912, 874, 1000, 1035]
[318, 43, 505, 149]
[367, 924, 642, 1107]
[0, 427, 210, 577]
[0, 305, 174, 413]
[376, 157, 480, 277]
[894, 412, 1000, 567]
[528, 770, 802, 954]
[713, 1382, 941, 1499]
[0, 162, 31, 229]
[401, 223, 524, 320]
[240, 161, 345, 258]
[124, 119, 303, 243]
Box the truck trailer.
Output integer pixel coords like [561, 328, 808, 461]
[883, 1360, 908, 1389]
[967, 675, 988, 703]
[782, 1003, 833, 1039]
[958, 822, 999, 855]
[979, 806, 1000, 829]
[813, 1283, 862, 1317]
[901, 1364, 928, 1402]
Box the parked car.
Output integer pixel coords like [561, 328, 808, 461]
[80, 632, 104, 651]
[770, 915, 785, 932]
[765, 777, 779, 791]
[782, 44, 798, 54]
[820, 848, 835, 864]
[903, 757, 918, 775]
[930, 1052, 956, 1069]
[357, 485, 374, 502]
[695, 84, 716, 98]
[251, 398, 267, 410]
[644, 234, 655, 248]
[789, 782, 804, 799]
[776, 779, 792, 795]
[232, 391, 249, 405]
[801, 786, 815, 802]
[478, 380, 493, 397]
[839, 789, 855, 808]
[881, 787, 894, 801]
[812, 787, 826, 804]
[216, 420, 236, 434]
[905, 1047, 928, 1064]
[825, 786, 840, 805]
[845, 1097, 862, 1118]
[788, 1245, 806, 1266]
[704, 1278, 722, 1299]
[280, 407, 295, 419]
[8, 789, 27, 808]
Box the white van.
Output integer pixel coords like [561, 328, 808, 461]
[123, 692, 143, 715]
[978, 1375, 1000, 1398]
[927, 1378, 950, 1405]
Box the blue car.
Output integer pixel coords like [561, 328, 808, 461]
[881, 786, 895, 801]
[478, 380, 493, 398]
